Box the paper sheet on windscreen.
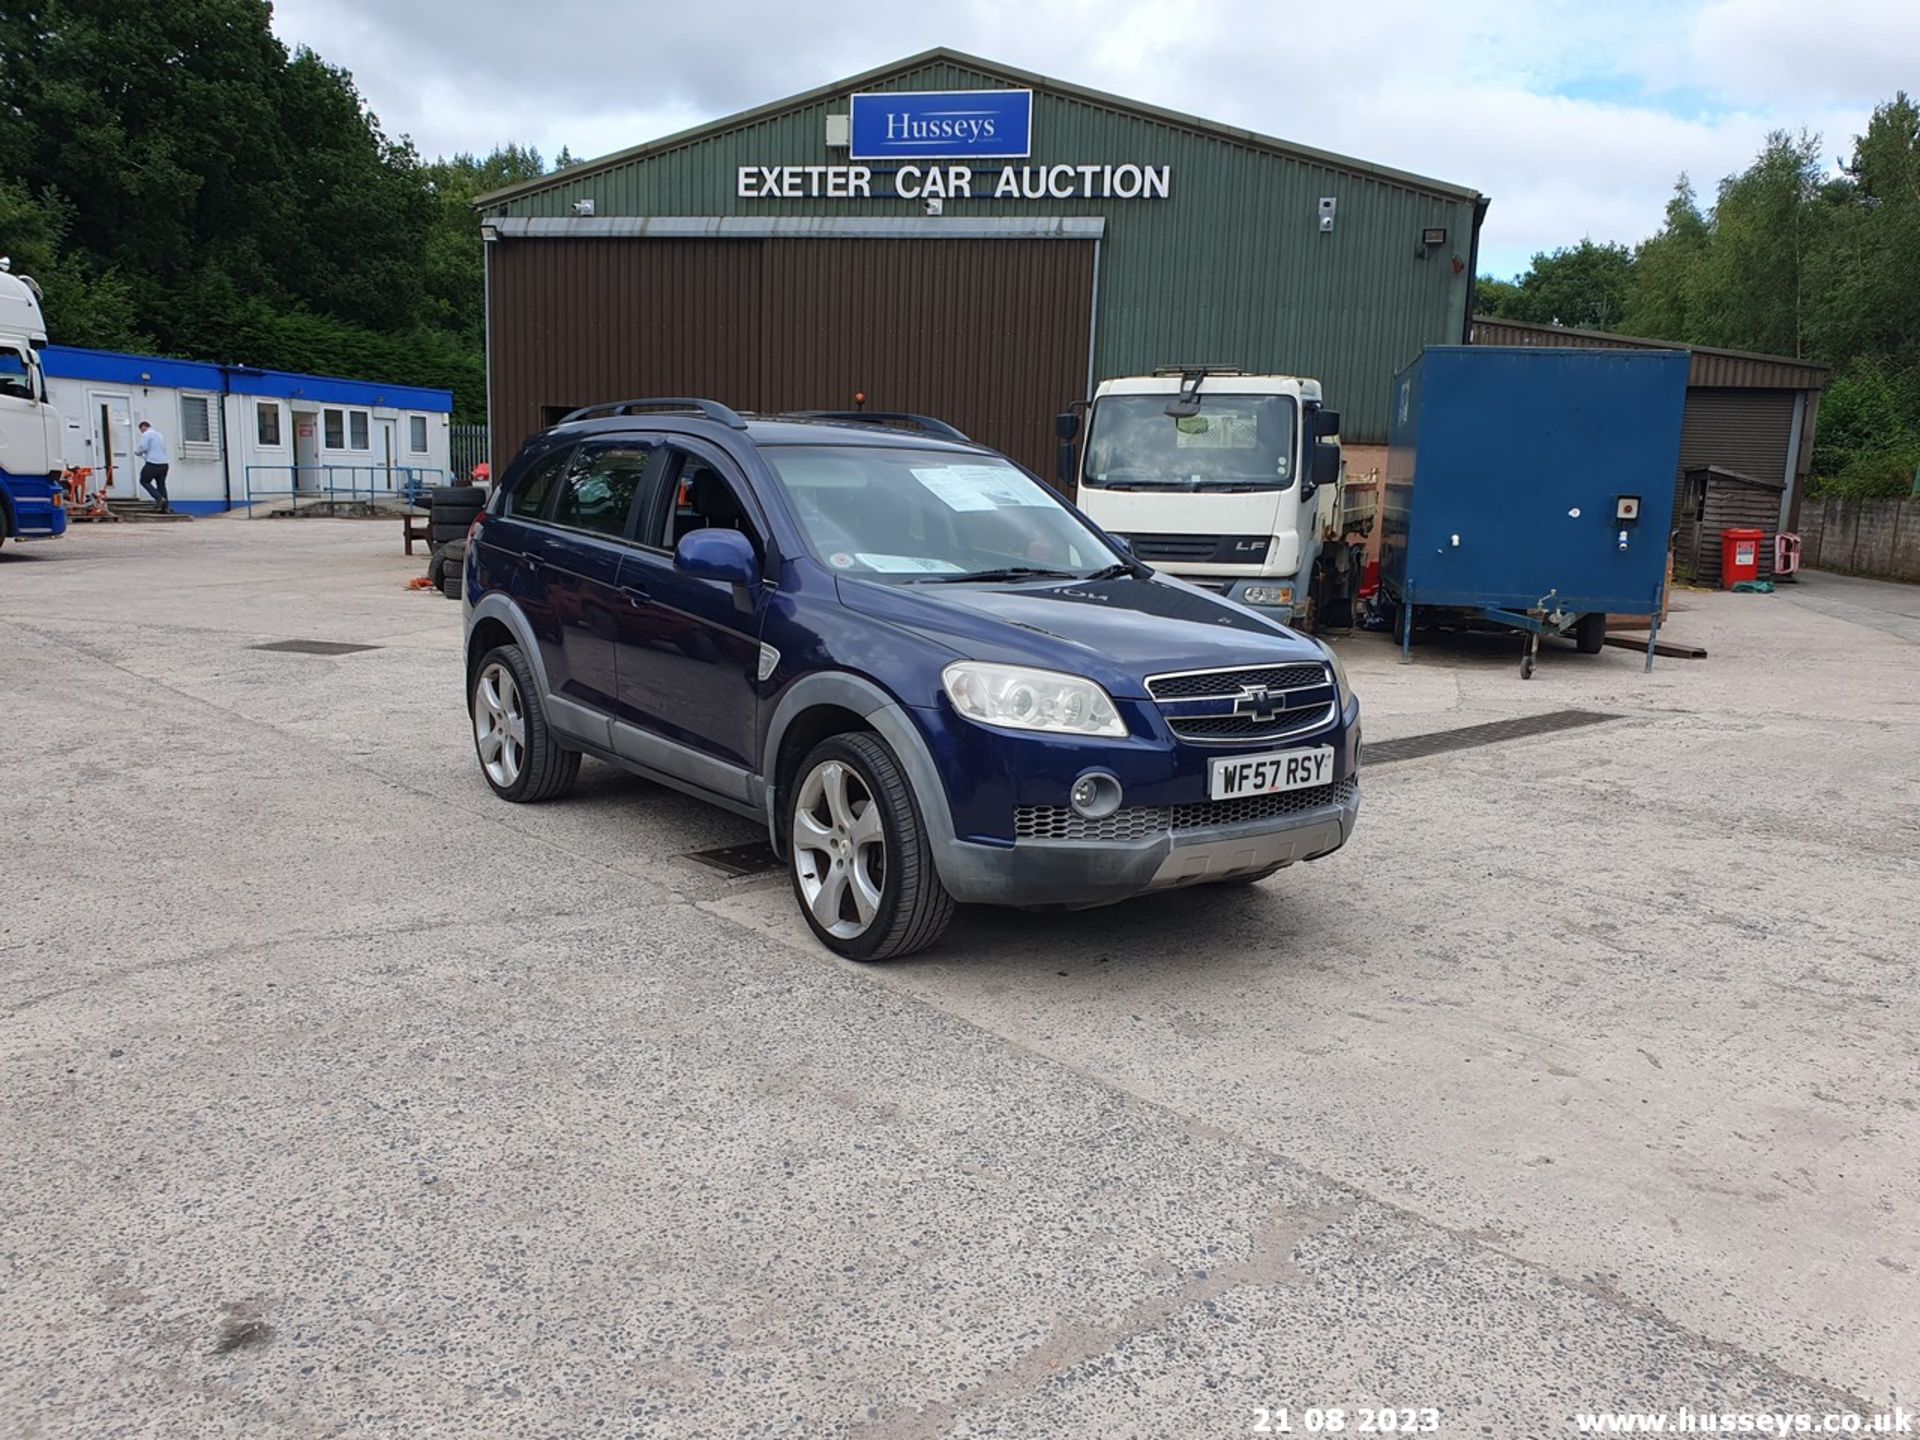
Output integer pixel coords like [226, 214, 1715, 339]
[910, 465, 1053, 512]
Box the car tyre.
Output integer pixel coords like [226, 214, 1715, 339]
[431, 485, 484, 514]
[470, 643, 580, 802]
[788, 732, 954, 962]
[1574, 613, 1607, 654]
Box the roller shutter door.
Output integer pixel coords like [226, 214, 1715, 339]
[1671, 388, 1795, 516]
[489, 237, 1095, 482]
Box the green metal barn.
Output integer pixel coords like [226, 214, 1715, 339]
[475, 48, 1488, 477]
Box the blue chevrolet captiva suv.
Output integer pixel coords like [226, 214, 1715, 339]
[462, 400, 1360, 960]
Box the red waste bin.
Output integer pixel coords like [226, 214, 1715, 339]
[1721, 528, 1764, 587]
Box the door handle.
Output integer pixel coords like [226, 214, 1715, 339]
[620, 585, 651, 608]
[524, 554, 543, 575]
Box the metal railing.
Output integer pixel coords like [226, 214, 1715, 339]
[452, 424, 489, 481]
[243, 465, 447, 515]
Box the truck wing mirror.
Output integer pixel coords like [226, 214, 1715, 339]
[1314, 409, 1341, 440]
[1312, 439, 1342, 491]
[1055, 411, 1081, 442]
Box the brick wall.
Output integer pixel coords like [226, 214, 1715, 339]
[1799, 496, 1920, 582]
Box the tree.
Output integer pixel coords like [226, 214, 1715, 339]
[1686, 131, 1825, 357]
[1482, 241, 1636, 330]
[1623, 176, 1708, 341]
[1473, 275, 1523, 319]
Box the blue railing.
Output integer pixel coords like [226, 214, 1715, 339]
[243, 465, 446, 514]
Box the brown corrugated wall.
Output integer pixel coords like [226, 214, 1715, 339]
[489, 237, 1095, 479]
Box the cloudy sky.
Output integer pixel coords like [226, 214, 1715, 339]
[270, 0, 1916, 276]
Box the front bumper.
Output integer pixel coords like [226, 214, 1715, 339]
[934, 777, 1360, 908]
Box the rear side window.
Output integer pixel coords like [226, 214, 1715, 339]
[509, 448, 572, 519]
[552, 444, 653, 537]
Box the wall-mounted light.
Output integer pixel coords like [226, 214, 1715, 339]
[571, 198, 595, 217]
[1422, 226, 1448, 247]
[1318, 197, 1336, 233]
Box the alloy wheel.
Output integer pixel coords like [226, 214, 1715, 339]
[792, 759, 886, 939]
[474, 662, 526, 787]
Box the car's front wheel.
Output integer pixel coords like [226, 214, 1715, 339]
[788, 733, 954, 961]
[470, 643, 581, 802]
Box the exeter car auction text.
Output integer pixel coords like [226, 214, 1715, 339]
[736, 163, 1172, 200]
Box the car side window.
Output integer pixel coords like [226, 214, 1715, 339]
[552, 442, 654, 538]
[657, 449, 764, 561]
[509, 447, 572, 520]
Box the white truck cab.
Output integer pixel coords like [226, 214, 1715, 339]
[1063, 369, 1341, 622]
[0, 265, 62, 478]
[0, 262, 71, 543]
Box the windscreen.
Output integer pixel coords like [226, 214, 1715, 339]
[1082, 393, 1298, 490]
[761, 445, 1124, 582]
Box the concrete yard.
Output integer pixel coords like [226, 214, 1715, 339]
[2, 518, 1915, 1438]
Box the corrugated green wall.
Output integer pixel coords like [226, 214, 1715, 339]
[483, 60, 1480, 443]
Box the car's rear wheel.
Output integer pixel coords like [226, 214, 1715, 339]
[470, 644, 580, 802]
[788, 733, 953, 961]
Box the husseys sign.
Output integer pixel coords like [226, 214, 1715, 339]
[850, 89, 1033, 160]
[734, 88, 1172, 202]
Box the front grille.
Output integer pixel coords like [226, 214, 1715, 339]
[1122, 533, 1225, 563]
[1170, 777, 1359, 831]
[1148, 663, 1330, 700]
[1013, 776, 1357, 843]
[1167, 704, 1335, 744]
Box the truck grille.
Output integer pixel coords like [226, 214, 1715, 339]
[1013, 777, 1357, 842]
[1119, 533, 1271, 565]
[1147, 663, 1330, 700]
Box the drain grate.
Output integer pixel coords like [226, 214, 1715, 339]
[684, 842, 782, 878]
[251, 639, 383, 656]
[1364, 709, 1622, 766]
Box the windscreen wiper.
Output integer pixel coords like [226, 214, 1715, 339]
[905, 566, 1081, 584]
[1083, 562, 1138, 580]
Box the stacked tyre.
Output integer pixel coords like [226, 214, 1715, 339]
[428, 540, 466, 600]
[429, 484, 484, 544]
[427, 485, 482, 601]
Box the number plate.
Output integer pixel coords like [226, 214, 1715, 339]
[1208, 746, 1335, 800]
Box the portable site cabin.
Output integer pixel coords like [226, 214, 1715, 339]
[40, 346, 454, 514]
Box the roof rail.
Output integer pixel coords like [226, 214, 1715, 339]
[1150, 365, 1244, 378]
[560, 397, 748, 428]
[788, 411, 971, 441]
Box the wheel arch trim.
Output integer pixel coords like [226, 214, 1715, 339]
[759, 674, 958, 866]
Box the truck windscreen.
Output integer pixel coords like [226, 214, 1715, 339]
[1082, 394, 1297, 491]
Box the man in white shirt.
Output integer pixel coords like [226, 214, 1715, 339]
[134, 420, 171, 513]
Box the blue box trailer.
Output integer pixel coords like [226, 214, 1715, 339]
[1382, 346, 1689, 675]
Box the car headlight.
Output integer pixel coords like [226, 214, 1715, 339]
[942, 662, 1127, 738]
[1321, 643, 1354, 711]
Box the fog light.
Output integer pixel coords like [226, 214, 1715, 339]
[1069, 771, 1122, 819]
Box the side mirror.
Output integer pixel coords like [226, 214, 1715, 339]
[1312, 440, 1341, 491]
[1314, 410, 1342, 440]
[1055, 411, 1081, 442]
[675, 527, 759, 586]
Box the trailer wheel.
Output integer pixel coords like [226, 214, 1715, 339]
[1574, 613, 1607, 654]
